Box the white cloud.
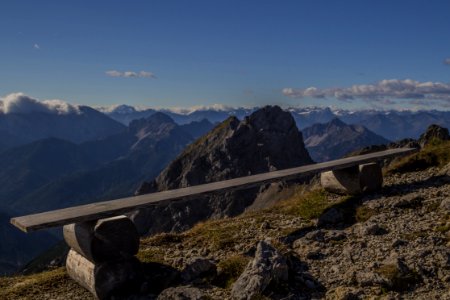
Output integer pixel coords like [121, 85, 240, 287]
[105, 70, 156, 78]
[444, 58, 450, 65]
[0, 93, 80, 114]
[33, 43, 40, 50]
[282, 79, 450, 103]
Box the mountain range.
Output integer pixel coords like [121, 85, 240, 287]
[100, 105, 450, 141]
[302, 118, 391, 162]
[0, 106, 125, 151]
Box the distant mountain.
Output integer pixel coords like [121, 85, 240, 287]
[302, 118, 390, 162]
[100, 104, 255, 125]
[0, 106, 125, 150]
[179, 119, 215, 139]
[10, 113, 194, 214]
[0, 209, 58, 275]
[339, 110, 450, 140]
[0, 138, 99, 206]
[288, 107, 337, 129]
[100, 104, 450, 141]
[132, 105, 313, 235]
[98, 105, 158, 126]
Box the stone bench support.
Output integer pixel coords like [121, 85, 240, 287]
[320, 162, 383, 195]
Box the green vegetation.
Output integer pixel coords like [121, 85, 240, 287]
[142, 232, 184, 247]
[136, 247, 166, 264]
[187, 218, 247, 251]
[386, 141, 450, 174]
[214, 255, 250, 288]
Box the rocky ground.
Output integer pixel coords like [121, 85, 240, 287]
[1, 160, 449, 299]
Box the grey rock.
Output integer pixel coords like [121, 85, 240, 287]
[355, 271, 386, 287]
[357, 222, 388, 236]
[157, 286, 208, 300]
[181, 257, 217, 282]
[393, 195, 424, 209]
[318, 208, 344, 227]
[440, 198, 450, 211]
[231, 240, 288, 300]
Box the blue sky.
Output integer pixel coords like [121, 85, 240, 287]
[1, 0, 450, 110]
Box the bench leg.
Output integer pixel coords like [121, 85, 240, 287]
[320, 162, 382, 195]
[63, 215, 142, 299]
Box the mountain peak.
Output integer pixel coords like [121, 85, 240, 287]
[328, 117, 346, 127]
[132, 106, 313, 234]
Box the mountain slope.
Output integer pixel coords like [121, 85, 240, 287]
[302, 118, 390, 162]
[0, 106, 125, 150]
[0, 210, 58, 276]
[11, 113, 194, 214]
[0, 138, 99, 206]
[132, 105, 313, 235]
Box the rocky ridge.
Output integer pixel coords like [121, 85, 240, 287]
[132, 105, 313, 235]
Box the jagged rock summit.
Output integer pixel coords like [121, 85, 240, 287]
[418, 124, 450, 148]
[132, 105, 313, 234]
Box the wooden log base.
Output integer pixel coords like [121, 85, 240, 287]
[66, 249, 142, 300]
[320, 163, 383, 195]
[63, 215, 139, 263]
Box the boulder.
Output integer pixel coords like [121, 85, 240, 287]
[181, 257, 217, 282]
[317, 208, 344, 227]
[231, 240, 288, 300]
[321, 163, 383, 195]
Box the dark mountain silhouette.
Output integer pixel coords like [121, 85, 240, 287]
[9, 113, 194, 214]
[302, 118, 390, 162]
[0, 106, 125, 151]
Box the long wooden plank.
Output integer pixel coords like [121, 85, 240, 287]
[11, 148, 416, 232]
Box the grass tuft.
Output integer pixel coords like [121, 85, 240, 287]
[386, 141, 450, 174]
[214, 255, 250, 288]
[271, 188, 331, 220]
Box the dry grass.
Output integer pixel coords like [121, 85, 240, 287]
[0, 268, 92, 300]
[214, 255, 250, 288]
[269, 187, 331, 220]
[386, 141, 450, 174]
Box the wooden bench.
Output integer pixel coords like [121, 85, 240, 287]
[10, 147, 416, 299]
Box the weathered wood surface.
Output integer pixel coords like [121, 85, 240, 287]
[66, 249, 141, 300]
[63, 215, 139, 263]
[11, 148, 416, 232]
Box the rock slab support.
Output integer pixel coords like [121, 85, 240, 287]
[320, 162, 383, 195]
